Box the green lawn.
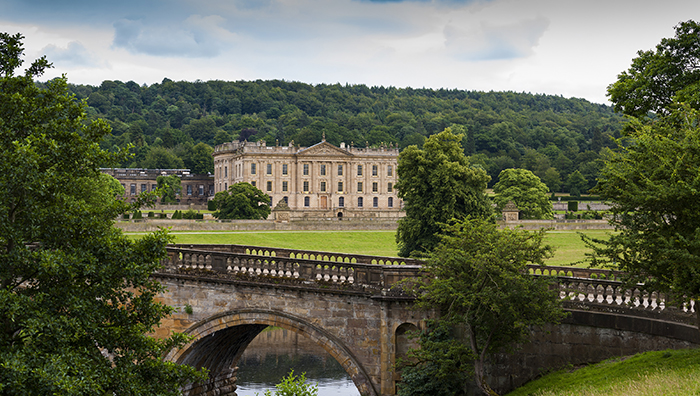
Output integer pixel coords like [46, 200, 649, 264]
[125, 229, 612, 266]
[506, 349, 700, 396]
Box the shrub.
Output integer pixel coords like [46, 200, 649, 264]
[132, 211, 142, 220]
[122, 213, 130, 220]
[182, 209, 198, 220]
[568, 201, 579, 212]
[259, 370, 318, 396]
[207, 200, 216, 211]
[148, 211, 154, 218]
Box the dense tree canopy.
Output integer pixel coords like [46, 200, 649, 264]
[212, 182, 271, 220]
[608, 20, 700, 118]
[493, 168, 553, 220]
[588, 106, 700, 321]
[401, 218, 565, 395]
[395, 128, 491, 257]
[58, 76, 623, 191]
[0, 32, 204, 395]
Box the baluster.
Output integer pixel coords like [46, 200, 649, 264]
[292, 262, 300, 279]
[269, 260, 279, 277]
[338, 267, 347, 283]
[205, 255, 212, 271]
[596, 284, 605, 303]
[331, 266, 339, 282]
[604, 285, 614, 304]
[254, 259, 262, 275]
[262, 260, 270, 276]
[226, 257, 233, 273]
[649, 291, 659, 311]
[558, 281, 568, 300]
[285, 262, 293, 278]
[347, 267, 355, 284]
[315, 265, 323, 281]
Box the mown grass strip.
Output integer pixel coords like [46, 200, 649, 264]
[506, 349, 700, 396]
[125, 229, 613, 266]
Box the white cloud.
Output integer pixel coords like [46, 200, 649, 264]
[112, 15, 234, 58]
[40, 41, 104, 68]
[444, 16, 550, 60]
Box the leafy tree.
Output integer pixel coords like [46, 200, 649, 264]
[587, 105, 700, 327]
[141, 146, 185, 169]
[183, 142, 214, 174]
[492, 169, 553, 219]
[157, 174, 181, 204]
[608, 20, 700, 117]
[403, 218, 565, 395]
[566, 170, 588, 197]
[397, 320, 470, 396]
[258, 370, 318, 396]
[395, 128, 492, 257]
[0, 32, 205, 394]
[212, 182, 271, 220]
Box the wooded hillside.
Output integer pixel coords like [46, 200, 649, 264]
[62, 79, 623, 192]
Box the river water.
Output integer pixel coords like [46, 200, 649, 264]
[235, 327, 361, 396]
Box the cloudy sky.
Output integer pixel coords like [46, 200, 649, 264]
[1, 0, 698, 104]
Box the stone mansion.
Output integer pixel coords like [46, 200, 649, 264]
[212, 139, 402, 219]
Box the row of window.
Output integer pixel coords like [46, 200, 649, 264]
[263, 181, 394, 193]
[219, 163, 396, 182]
[246, 163, 394, 177]
[299, 196, 394, 208]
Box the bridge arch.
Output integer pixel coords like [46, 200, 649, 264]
[165, 308, 378, 396]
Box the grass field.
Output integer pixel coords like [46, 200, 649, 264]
[505, 349, 700, 396]
[126, 229, 613, 266]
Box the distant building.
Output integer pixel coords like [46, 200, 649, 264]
[212, 139, 402, 219]
[101, 168, 214, 205]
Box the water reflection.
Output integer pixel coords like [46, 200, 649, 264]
[235, 327, 360, 396]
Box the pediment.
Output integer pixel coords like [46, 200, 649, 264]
[297, 141, 352, 157]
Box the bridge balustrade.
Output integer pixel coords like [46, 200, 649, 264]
[162, 246, 423, 291]
[161, 244, 696, 319]
[169, 243, 423, 266]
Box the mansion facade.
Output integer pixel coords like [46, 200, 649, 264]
[101, 168, 214, 205]
[212, 139, 402, 219]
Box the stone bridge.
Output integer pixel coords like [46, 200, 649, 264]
[152, 244, 699, 396]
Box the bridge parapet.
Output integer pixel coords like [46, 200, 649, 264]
[169, 243, 423, 266]
[162, 244, 696, 323]
[161, 246, 423, 292]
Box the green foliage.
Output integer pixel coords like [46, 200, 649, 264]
[407, 218, 566, 395]
[182, 209, 199, 219]
[66, 78, 619, 190]
[608, 20, 700, 117]
[566, 170, 588, 197]
[395, 128, 492, 257]
[171, 210, 182, 219]
[587, 106, 700, 307]
[132, 210, 143, 219]
[156, 175, 181, 204]
[207, 199, 217, 211]
[507, 349, 700, 396]
[258, 370, 318, 396]
[0, 32, 205, 394]
[212, 182, 271, 220]
[397, 320, 471, 396]
[567, 201, 578, 212]
[493, 168, 553, 219]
